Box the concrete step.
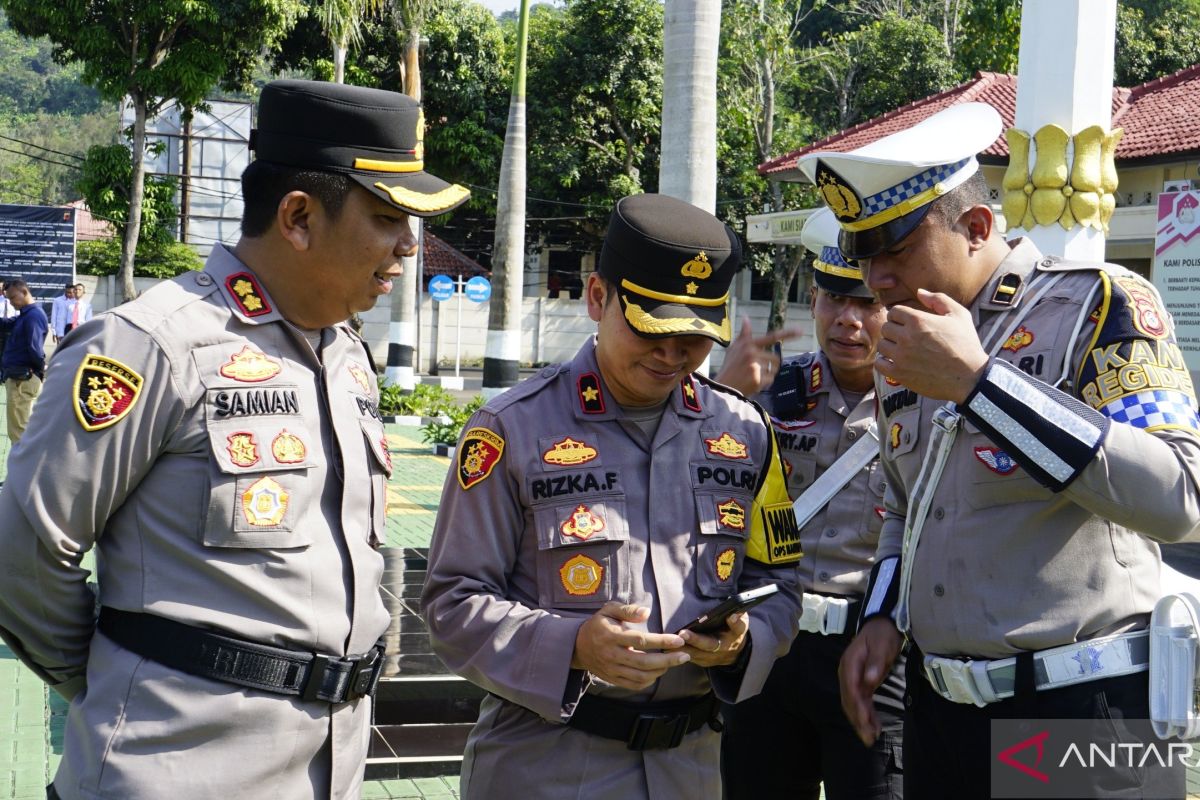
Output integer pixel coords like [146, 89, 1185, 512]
[368, 675, 484, 781]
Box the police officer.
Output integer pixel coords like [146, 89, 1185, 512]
[0, 80, 469, 800]
[801, 103, 1200, 796]
[421, 193, 804, 800]
[718, 209, 902, 799]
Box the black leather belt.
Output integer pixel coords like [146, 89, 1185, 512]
[567, 691, 719, 750]
[97, 607, 385, 705]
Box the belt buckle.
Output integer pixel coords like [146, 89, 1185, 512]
[349, 646, 385, 700]
[302, 653, 337, 702]
[627, 713, 689, 751]
[932, 406, 961, 433]
[927, 657, 987, 707]
[798, 594, 825, 634]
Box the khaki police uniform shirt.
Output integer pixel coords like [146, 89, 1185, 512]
[873, 239, 1200, 659]
[421, 339, 802, 800]
[0, 246, 392, 800]
[771, 351, 882, 596]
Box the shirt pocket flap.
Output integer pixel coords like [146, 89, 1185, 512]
[533, 499, 629, 550]
[206, 419, 317, 474]
[694, 492, 752, 539]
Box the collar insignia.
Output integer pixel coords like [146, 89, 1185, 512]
[271, 429, 307, 464]
[990, 272, 1023, 307]
[578, 372, 606, 414]
[227, 432, 260, 467]
[706, 432, 749, 460]
[680, 251, 712, 280]
[681, 375, 702, 412]
[543, 437, 598, 466]
[1002, 326, 1035, 353]
[241, 476, 289, 526]
[716, 498, 746, 531]
[560, 504, 606, 541]
[226, 272, 272, 317]
[815, 160, 863, 223]
[220, 346, 282, 383]
[559, 554, 603, 596]
[458, 427, 505, 490]
[715, 548, 737, 582]
[74, 354, 144, 431]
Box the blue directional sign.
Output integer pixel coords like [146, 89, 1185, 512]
[428, 274, 455, 302]
[465, 276, 492, 303]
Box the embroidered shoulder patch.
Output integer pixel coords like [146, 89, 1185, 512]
[225, 272, 272, 317]
[458, 427, 505, 489]
[74, 354, 144, 431]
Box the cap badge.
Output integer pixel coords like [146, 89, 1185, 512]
[680, 251, 712, 280]
[559, 554, 603, 596]
[241, 476, 289, 527]
[220, 346, 282, 383]
[227, 432, 260, 467]
[560, 504, 606, 540]
[74, 354, 144, 431]
[705, 432, 749, 460]
[815, 161, 863, 223]
[715, 548, 737, 582]
[272, 429, 307, 464]
[542, 437, 598, 466]
[717, 498, 746, 531]
[457, 426, 505, 490]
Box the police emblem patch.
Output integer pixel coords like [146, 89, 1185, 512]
[681, 376, 702, 412]
[241, 476, 289, 526]
[271, 429, 307, 464]
[542, 437, 598, 466]
[705, 432, 749, 460]
[225, 272, 273, 317]
[578, 373, 606, 414]
[680, 251, 712, 280]
[815, 161, 863, 223]
[1114, 276, 1168, 339]
[715, 548, 737, 582]
[560, 504, 606, 540]
[559, 554, 603, 596]
[889, 422, 902, 450]
[458, 427, 505, 489]
[717, 499, 746, 531]
[227, 432, 260, 467]
[219, 346, 282, 383]
[974, 446, 1018, 475]
[74, 354, 144, 431]
[348, 363, 373, 393]
[1002, 326, 1034, 353]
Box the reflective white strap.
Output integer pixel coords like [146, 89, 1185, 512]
[791, 423, 879, 530]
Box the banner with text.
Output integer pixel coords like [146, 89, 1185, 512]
[0, 204, 76, 306]
[1153, 190, 1200, 371]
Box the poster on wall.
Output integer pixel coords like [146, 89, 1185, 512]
[1152, 190, 1200, 372]
[0, 204, 76, 306]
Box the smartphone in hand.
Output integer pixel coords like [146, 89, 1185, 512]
[680, 583, 779, 634]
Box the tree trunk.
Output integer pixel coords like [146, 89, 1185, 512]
[659, 0, 720, 212]
[483, 0, 530, 397]
[120, 93, 148, 303]
[334, 43, 347, 83]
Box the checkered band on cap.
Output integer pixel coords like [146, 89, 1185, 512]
[821, 245, 852, 270]
[1103, 390, 1200, 433]
[861, 157, 972, 218]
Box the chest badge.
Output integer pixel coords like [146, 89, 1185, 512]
[271, 429, 307, 464]
[458, 427, 505, 490]
[543, 437, 598, 466]
[241, 476, 289, 526]
[716, 498, 746, 531]
[706, 432, 749, 460]
[974, 446, 1019, 475]
[219, 346, 281, 383]
[561, 504, 606, 540]
[227, 432, 260, 467]
[560, 554, 604, 596]
[715, 548, 737, 582]
[348, 363, 374, 393]
[1001, 326, 1034, 353]
[889, 422, 902, 451]
[225, 272, 272, 317]
[74, 354, 144, 432]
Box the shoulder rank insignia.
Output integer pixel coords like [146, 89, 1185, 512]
[458, 427, 505, 489]
[577, 372, 606, 414]
[705, 432, 749, 460]
[990, 272, 1023, 306]
[348, 363, 374, 393]
[810, 364, 822, 392]
[242, 476, 289, 526]
[74, 354, 144, 431]
[974, 446, 1018, 475]
[681, 375, 702, 412]
[227, 432, 260, 467]
[225, 272, 273, 318]
[715, 548, 737, 582]
[560, 554, 603, 596]
[220, 346, 282, 383]
[717, 498, 746, 531]
[543, 437, 598, 466]
[271, 429, 307, 464]
[1002, 326, 1034, 353]
[561, 504, 606, 540]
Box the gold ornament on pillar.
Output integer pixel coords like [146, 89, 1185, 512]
[1001, 125, 1123, 234]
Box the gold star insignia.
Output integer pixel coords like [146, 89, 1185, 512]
[684, 383, 696, 399]
[232, 279, 254, 297]
[581, 386, 600, 403]
[112, 387, 126, 400]
[243, 295, 263, 311]
[87, 376, 100, 389]
[685, 282, 699, 295]
[102, 376, 115, 388]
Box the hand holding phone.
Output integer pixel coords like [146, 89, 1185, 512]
[680, 583, 779, 634]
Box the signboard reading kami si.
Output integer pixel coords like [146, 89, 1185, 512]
[1152, 190, 1200, 372]
[0, 204, 76, 306]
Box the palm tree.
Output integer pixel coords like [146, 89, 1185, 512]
[659, 0, 721, 212]
[316, 0, 384, 84]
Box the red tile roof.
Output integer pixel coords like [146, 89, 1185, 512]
[423, 231, 487, 279]
[760, 64, 1200, 179]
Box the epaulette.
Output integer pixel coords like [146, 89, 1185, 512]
[484, 362, 569, 415]
[109, 269, 221, 335]
[1035, 255, 1134, 278]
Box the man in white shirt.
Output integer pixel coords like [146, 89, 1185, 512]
[67, 283, 92, 333]
[49, 283, 76, 342]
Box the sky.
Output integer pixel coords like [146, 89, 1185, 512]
[479, 0, 519, 14]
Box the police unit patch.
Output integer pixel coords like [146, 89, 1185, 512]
[715, 548, 737, 582]
[458, 427, 505, 489]
[242, 476, 289, 526]
[889, 422, 902, 451]
[560, 504, 605, 540]
[348, 363, 374, 393]
[705, 432, 749, 460]
[717, 498, 746, 531]
[1002, 326, 1034, 353]
[681, 376, 702, 412]
[219, 346, 281, 383]
[271, 429, 307, 464]
[578, 373, 606, 414]
[1114, 275, 1167, 339]
[227, 432, 260, 467]
[559, 554, 603, 596]
[974, 446, 1018, 475]
[225, 272, 272, 317]
[74, 354, 144, 431]
[542, 437, 598, 466]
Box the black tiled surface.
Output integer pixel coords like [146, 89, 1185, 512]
[380, 547, 450, 676]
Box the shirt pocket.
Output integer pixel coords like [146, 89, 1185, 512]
[534, 498, 629, 609]
[200, 419, 316, 549]
[360, 418, 393, 547]
[694, 492, 751, 597]
[962, 419, 1051, 510]
[784, 455, 818, 499]
[884, 407, 921, 460]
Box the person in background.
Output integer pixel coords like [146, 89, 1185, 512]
[67, 283, 92, 333]
[49, 282, 75, 343]
[0, 279, 48, 442]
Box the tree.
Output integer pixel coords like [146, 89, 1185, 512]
[0, 0, 302, 301]
[1115, 3, 1200, 86]
[660, 0, 721, 212]
[316, 0, 384, 83]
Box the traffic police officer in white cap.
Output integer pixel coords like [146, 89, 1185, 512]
[0, 79, 469, 799]
[801, 103, 1200, 796]
[422, 193, 804, 799]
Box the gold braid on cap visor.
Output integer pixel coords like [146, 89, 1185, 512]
[622, 297, 731, 341]
[373, 181, 471, 213]
[813, 258, 862, 280]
